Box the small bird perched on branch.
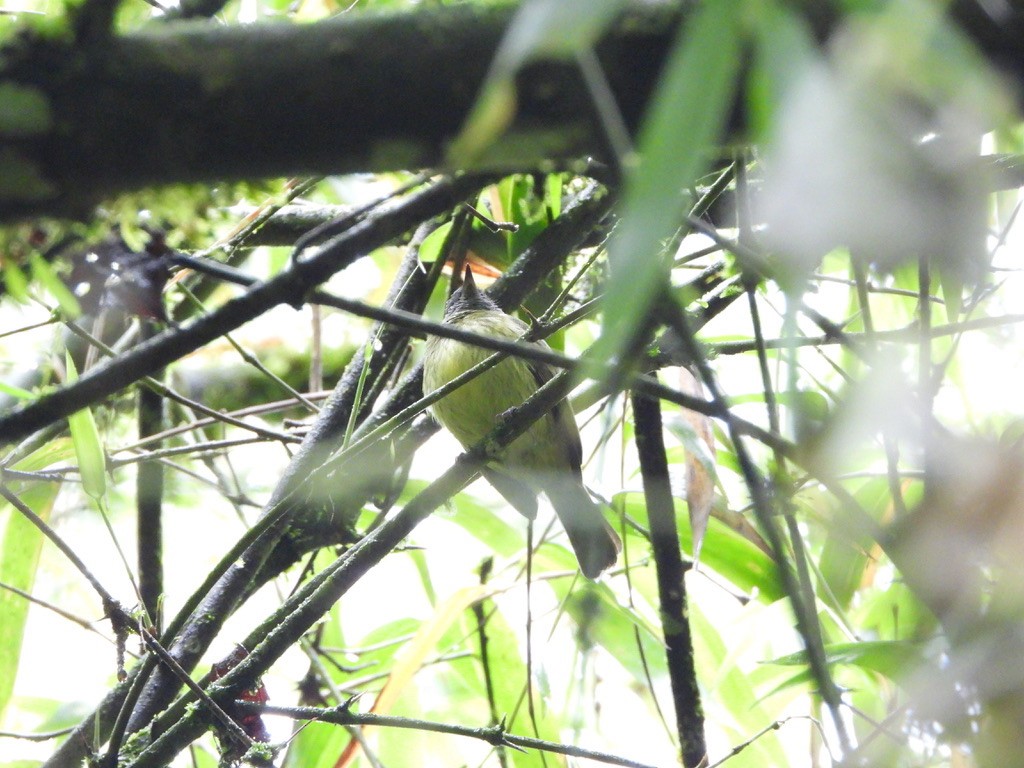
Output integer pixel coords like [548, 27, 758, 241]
[423, 267, 620, 578]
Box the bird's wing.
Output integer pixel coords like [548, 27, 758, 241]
[482, 467, 538, 520]
[526, 358, 584, 473]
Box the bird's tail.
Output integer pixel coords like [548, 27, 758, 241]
[545, 478, 621, 579]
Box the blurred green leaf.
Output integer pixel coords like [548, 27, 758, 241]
[419, 221, 453, 267]
[449, 79, 518, 166]
[818, 526, 869, 610]
[857, 581, 938, 642]
[557, 581, 665, 683]
[442, 490, 527, 560]
[30, 253, 80, 319]
[769, 639, 929, 680]
[691, 606, 789, 767]
[0, 380, 35, 400]
[544, 172, 563, 219]
[593, 0, 741, 377]
[0, 440, 70, 722]
[350, 617, 422, 676]
[748, 0, 817, 141]
[410, 548, 438, 607]
[498, 174, 549, 264]
[284, 721, 348, 768]
[450, 0, 626, 162]
[471, 601, 559, 768]
[1, 259, 29, 303]
[939, 269, 964, 323]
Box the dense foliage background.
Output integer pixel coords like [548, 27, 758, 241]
[1, 1, 1023, 767]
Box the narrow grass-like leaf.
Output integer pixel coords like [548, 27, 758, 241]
[64, 352, 106, 501]
[691, 606, 789, 767]
[591, 0, 741, 376]
[764, 639, 931, 698]
[30, 253, 80, 319]
[0, 440, 71, 721]
[0, 380, 35, 400]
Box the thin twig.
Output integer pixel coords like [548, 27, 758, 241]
[0, 485, 119, 611]
[248, 703, 659, 768]
[0, 579, 125, 647]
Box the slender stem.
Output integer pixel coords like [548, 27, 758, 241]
[246, 703, 659, 768]
[659, 300, 852, 753]
[631, 378, 705, 767]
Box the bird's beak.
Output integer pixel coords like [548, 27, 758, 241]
[461, 265, 482, 301]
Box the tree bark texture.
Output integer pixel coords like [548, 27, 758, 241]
[0, 0, 1022, 221]
[0, 3, 675, 220]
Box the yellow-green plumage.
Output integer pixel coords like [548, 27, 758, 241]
[422, 268, 619, 578]
[424, 311, 572, 470]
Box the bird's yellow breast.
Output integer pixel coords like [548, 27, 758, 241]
[423, 311, 562, 472]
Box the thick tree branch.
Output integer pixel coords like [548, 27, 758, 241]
[0, 3, 676, 220]
[4, 2, 1021, 221]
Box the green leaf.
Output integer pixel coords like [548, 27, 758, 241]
[0, 381, 35, 400]
[616, 491, 784, 602]
[592, 0, 742, 376]
[498, 174, 549, 265]
[468, 601, 560, 768]
[747, 0, 817, 141]
[448, 79, 517, 166]
[284, 722, 347, 768]
[724, 390, 830, 421]
[769, 639, 929, 679]
[0, 441, 71, 722]
[409, 548, 438, 607]
[1, 259, 30, 304]
[857, 581, 938, 642]
[351, 617, 423, 675]
[807, 488, 877, 611]
[939, 269, 964, 323]
[30, 253, 80, 319]
[544, 172, 563, 219]
[691, 607, 790, 767]
[418, 221, 453, 267]
[285, 619, 423, 765]
[817, 525, 868, 610]
[64, 353, 106, 501]
[556, 580, 666, 683]
[449, 0, 626, 163]
[442, 491, 527, 560]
